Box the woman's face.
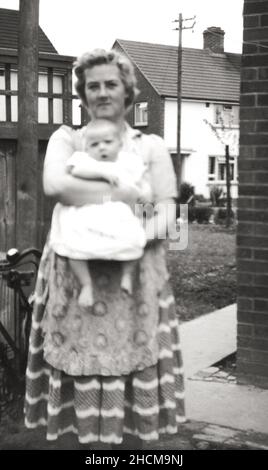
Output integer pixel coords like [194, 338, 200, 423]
[84, 64, 128, 121]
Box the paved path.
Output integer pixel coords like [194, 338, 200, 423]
[180, 303, 236, 377]
[186, 378, 268, 435]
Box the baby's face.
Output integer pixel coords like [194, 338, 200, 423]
[85, 127, 122, 161]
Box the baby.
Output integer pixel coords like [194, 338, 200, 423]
[49, 119, 151, 308]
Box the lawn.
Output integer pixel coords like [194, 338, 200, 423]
[167, 223, 236, 322]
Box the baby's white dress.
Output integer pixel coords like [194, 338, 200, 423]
[49, 150, 151, 261]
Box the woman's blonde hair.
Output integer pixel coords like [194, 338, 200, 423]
[74, 49, 139, 110]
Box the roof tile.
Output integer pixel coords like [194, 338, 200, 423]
[0, 8, 58, 54]
[114, 39, 241, 102]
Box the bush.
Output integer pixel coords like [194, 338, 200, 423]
[177, 182, 195, 219]
[194, 206, 213, 224]
[179, 206, 212, 224]
[214, 207, 235, 225]
[195, 194, 207, 203]
[178, 182, 195, 204]
[188, 206, 196, 223]
[210, 186, 224, 207]
[177, 204, 196, 221]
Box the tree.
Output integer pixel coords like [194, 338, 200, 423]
[204, 112, 238, 227]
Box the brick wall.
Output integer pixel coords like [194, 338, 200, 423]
[114, 44, 165, 137]
[237, 0, 268, 386]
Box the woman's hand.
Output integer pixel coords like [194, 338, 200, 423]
[112, 182, 140, 207]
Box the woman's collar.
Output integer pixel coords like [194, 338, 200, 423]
[123, 122, 142, 140]
[120, 122, 142, 153]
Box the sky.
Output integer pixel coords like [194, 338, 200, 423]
[0, 0, 244, 57]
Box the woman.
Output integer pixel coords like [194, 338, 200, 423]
[24, 49, 185, 447]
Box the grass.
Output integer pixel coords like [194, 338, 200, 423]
[167, 223, 236, 322]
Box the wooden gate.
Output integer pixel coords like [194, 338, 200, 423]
[0, 140, 16, 252]
[0, 139, 55, 253]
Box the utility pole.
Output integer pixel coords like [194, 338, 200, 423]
[176, 13, 183, 195]
[225, 144, 232, 228]
[173, 14, 196, 194]
[17, 0, 39, 250]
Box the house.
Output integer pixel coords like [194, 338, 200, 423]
[0, 8, 85, 136]
[0, 8, 83, 250]
[113, 27, 241, 199]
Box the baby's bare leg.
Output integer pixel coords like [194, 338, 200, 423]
[121, 261, 137, 295]
[69, 259, 94, 307]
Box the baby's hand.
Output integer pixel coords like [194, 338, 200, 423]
[103, 170, 119, 186]
[137, 193, 149, 204]
[135, 182, 152, 205]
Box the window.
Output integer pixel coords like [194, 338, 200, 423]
[134, 102, 148, 126]
[53, 98, 63, 124]
[217, 158, 235, 181]
[11, 96, 18, 122]
[0, 96, 6, 121]
[0, 68, 5, 121]
[38, 73, 48, 93]
[0, 68, 5, 90]
[53, 75, 63, 94]
[208, 156, 216, 181]
[0, 67, 16, 121]
[38, 72, 64, 124]
[10, 71, 18, 90]
[214, 104, 239, 127]
[0, 69, 64, 124]
[72, 99, 82, 126]
[208, 155, 237, 182]
[38, 97, 49, 123]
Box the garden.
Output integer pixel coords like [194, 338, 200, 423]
[167, 223, 236, 322]
[169, 182, 237, 322]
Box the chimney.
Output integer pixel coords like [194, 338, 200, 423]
[203, 26, 225, 53]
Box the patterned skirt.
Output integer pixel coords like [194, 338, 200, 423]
[24, 245, 185, 444]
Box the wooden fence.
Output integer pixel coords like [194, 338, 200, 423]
[0, 139, 55, 252]
[0, 139, 54, 342]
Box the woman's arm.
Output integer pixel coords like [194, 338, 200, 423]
[43, 127, 139, 206]
[69, 154, 119, 186]
[143, 198, 176, 245]
[141, 134, 178, 245]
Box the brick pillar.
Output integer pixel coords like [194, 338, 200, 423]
[237, 0, 268, 387]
